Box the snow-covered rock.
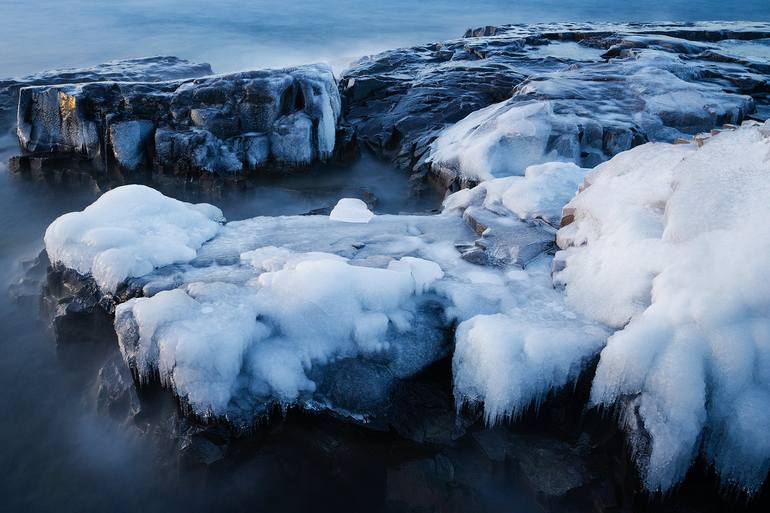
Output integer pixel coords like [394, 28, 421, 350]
[554, 122, 770, 493]
[15, 64, 341, 174]
[44, 185, 224, 293]
[427, 52, 754, 182]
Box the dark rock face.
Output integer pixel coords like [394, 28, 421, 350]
[341, 22, 770, 188]
[0, 56, 212, 142]
[14, 64, 340, 175]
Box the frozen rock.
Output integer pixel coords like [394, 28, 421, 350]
[553, 123, 770, 494]
[15, 64, 341, 174]
[427, 54, 754, 182]
[44, 184, 224, 293]
[45, 176, 603, 427]
[109, 120, 154, 171]
[342, 22, 770, 188]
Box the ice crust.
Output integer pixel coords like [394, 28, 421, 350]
[427, 50, 754, 181]
[554, 124, 770, 493]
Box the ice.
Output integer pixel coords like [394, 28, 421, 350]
[44, 185, 224, 293]
[428, 100, 556, 181]
[329, 198, 374, 223]
[554, 123, 770, 493]
[427, 48, 754, 182]
[116, 248, 447, 417]
[443, 161, 588, 226]
[452, 256, 607, 423]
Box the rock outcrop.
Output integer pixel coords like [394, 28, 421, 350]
[341, 22, 770, 189]
[13, 64, 341, 175]
[0, 56, 212, 140]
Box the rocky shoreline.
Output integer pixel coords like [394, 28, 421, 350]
[5, 21, 770, 512]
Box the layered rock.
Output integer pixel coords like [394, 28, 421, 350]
[14, 64, 341, 174]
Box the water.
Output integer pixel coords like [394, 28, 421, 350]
[1, 1, 770, 512]
[1, 0, 769, 77]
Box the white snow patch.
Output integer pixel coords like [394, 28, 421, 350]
[329, 198, 374, 223]
[44, 185, 224, 293]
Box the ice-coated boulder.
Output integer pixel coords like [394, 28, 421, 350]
[15, 64, 341, 174]
[44, 180, 597, 426]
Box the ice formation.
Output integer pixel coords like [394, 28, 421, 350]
[443, 161, 588, 226]
[44, 185, 224, 292]
[427, 50, 754, 182]
[115, 251, 445, 416]
[554, 123, 770, 493]
[329, 198, 374, 223]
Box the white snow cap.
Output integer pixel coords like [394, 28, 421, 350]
[329, 198, 374, 223]
[554, 123, 770, 494]
[44, 185, 224, 293]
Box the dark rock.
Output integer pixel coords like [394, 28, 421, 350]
[0, 56, 212, 139]
[13, 64, 341, 176]
[95, 353, 141, 421]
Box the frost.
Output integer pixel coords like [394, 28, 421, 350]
[554, 123, 770, 493]
[44, 185, 224, 293]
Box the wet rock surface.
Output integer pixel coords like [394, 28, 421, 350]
[342, 22, 770, 188]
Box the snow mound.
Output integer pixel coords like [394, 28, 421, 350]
[554, 123, 770, 493]
[44, 185, 224, 293]
[329, 198, 374, 223]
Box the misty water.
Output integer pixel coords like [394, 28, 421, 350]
[2, 1, 770, 512]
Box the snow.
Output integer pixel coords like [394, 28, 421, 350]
[329, 198, 374, 223]
[554, 123, 770, 493]
[44, 185, 224, 293]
